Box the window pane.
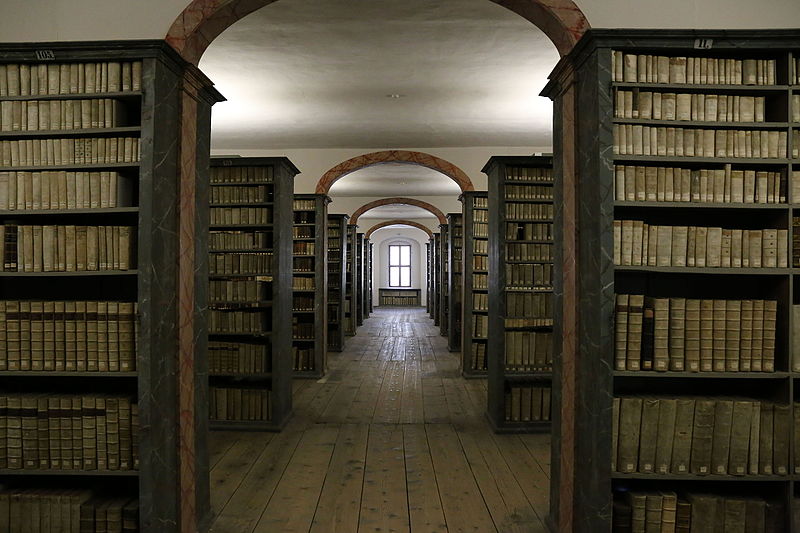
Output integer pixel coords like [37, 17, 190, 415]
[390, 267, 400, 287]
[390, 246, 400, 265]
[400, 267, 410, 287]
[400, 245, 410, 265]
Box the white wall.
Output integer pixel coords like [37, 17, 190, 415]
[1, 0, 798, 43]
[369, 227, 431, 307]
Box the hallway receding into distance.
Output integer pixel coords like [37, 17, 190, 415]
[208, 307, 550, 533]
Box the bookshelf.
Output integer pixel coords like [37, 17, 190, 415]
[439, 222, 449, 337]
[291, 194, 328, 378]
[485, 156, 554, 433]
[209, 157, 296, 433]
[356, 232, 364, 327]
[447, 212, 463, 352]
[326, 214, 347, 352]
[379, 288, 421, 306]
[0, 42, 222, 531]
[432, 231, 441, 326]
[542, 30, 800, 532]
[344, 224, 358, 336]
[363, 237, 372, 319]
[426, 241, 433, 317]
[461, 191, 489, 378]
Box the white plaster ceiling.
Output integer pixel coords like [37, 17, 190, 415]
[200, 0, 559, 150]
[328, 163, 461, 196]
[356, 205, 438, 220]
[371, 225, 431, 237]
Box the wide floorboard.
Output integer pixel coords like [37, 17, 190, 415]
[209, 307, 550, 533]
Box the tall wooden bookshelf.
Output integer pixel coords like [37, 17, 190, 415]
[426, 241, 433, 317]
[209, 157, 295, 434]
[356, 232, 364, 326]
[485, 156, 553, 433]
[326, 214, 347, 352]
[344, 224, 358, 336]
[439, 222, 449, 337]
[432, 231, 441, 326]
[0, 42, 222, 531]
[291, 194, 327, 378]
[448, 213, 464, 352]
[542, 30, 800, 532]
[363, 237, 372, 319]
[461, 191, 489, 377]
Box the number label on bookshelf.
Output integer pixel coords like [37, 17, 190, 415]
[693, 39, 713, 50]
[34, 50, 56, 60]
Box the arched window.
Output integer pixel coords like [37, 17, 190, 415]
[388, 242, 411, 287]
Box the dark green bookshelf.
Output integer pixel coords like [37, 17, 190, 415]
[447, 213, 463, 352]
[461, 191, 488, 378]
[326, 214, 347, 352]
[344, 224, 358, 336]
[439, 222, 449, 337]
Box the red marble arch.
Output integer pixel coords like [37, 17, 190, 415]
[365, 219, 433, 239]
[165, 0, 590, 65]
[315, 150, 474, 194]
[351, 197, 446, 226]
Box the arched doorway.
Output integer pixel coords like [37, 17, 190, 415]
[350, 198, 447, 226]
[166, 2, 590, 532]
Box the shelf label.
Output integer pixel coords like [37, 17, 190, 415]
[693, 38, 713, 49]
[35, 50, 56, 60]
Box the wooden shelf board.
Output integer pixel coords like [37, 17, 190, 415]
[0, 371, 137, 377]
[0, 162, 140, 172]
[0, 207, 138, 215]
[0, 126, 141, 138]
[615, 265, 790, 274]
[0, 270, 137, 276]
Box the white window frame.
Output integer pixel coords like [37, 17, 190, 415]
[388, 243, 412, 287]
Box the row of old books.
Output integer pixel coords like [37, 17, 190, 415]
[0, 490, 139, 533]
[614, 221, 789, 268]
[473, 222, 488, 237]
[470, 342, 487, 371]
[505, 167, 553, 182]
[209, 252, 272, 275]
[293, 242, 315, 255]
[292, 199, 315, 211]
[613, 124, 788, 158]
[209, 166, 273, 184]
[506, 263, 553, 288]
[613, 396, 788, 476]
[505, 243, 551, 261]
[504, 203, 553, 221]
[0, 137, 141, 167]
[292, 295, 314, 311]
[0, 300, 137, 372]
[505, 385, 551, 422]
[1, 224, 136, 272]
[209, 184, 271, 205]
[615, 295, 777, 373]
[503, 185, 553, 200]
[208, 341, 268, 374]
[0, 394, 138, 471]
[208, 308, 264, 333]
[209, 387, 271, 422]
[612, 492, 781, 533]
[294, 257, 315, 272]
[473, 314, 489, 338]
[379, 295, 419, 306]
[611, 52, 777, 85]
[615, 90, 768, 122]
[472, 255, 487, 270]
[473, 273, 488, 289]
[208, 231, 269, 250]
[292, 321, 314, 339]
[292, 346, 313, 371]
[0, 61, 142, 96]
[504, 330, 553, 371]
[793, 218, 800, 267]
[209, 207, 270, 226]
[505, 222, 552, 240]
[614, 164, 786, 204]
[292, 226, 314, 238]
[294, 211, 313, 224]
[795, 58, 800, 84]
[506, 292, 552, 319]
[209, 279, 268, 302]
[0, 171, 133, 210]
[471, 292, 488, 311]
[292, 277, 314, 290]
[473, 239, 488, 254]
[0, 99, 127, 132]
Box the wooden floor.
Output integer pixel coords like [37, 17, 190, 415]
[208, 307, 551, 533]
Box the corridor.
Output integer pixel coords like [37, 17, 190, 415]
[208, 307, 550, 533]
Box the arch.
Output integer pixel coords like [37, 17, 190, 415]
[166, 1, 590, 65]
[365, 220, 433, 239]
[350, 197, 446, 226]
[315, 150, 474, 195]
